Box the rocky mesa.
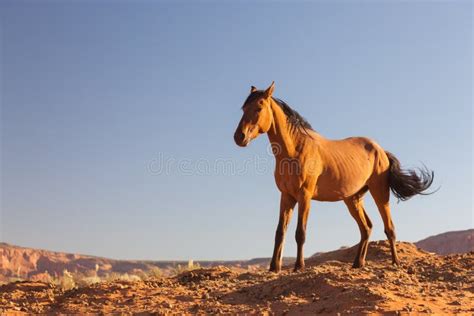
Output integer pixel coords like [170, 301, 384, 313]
[414, 229, 473, 255]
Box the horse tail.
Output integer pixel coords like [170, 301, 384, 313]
[385, 151, 435, 201]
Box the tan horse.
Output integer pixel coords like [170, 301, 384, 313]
[234, 82, 434, 272]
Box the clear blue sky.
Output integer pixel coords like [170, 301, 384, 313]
[1, 2, 472, 260]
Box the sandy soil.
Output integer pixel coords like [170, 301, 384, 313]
[1, 241, 473, 315]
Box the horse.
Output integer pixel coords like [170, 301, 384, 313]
[233, 82, 434, 273]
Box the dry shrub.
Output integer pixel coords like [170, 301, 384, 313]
[53, 269, 76, 291]
[173, 260, 201, 275]
[147, 267, 163, 279]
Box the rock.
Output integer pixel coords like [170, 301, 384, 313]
[0, 241, 472, 315]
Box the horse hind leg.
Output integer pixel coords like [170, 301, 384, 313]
[368, 175, 400, 266]
[344, 194, 372, 268]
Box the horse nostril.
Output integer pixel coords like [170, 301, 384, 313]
[234, 130, 245, 144]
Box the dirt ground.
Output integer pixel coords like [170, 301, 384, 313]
[1, 241, 473, 315]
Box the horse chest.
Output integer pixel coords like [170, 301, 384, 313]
[273, 158, 309, 196]
[274, 173, 298, 196]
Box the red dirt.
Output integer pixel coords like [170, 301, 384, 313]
[1, 241, 473, 314]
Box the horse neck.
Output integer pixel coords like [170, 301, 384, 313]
[266, 99, 300, 158]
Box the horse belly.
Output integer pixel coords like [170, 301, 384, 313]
[313, 162, 372, 201]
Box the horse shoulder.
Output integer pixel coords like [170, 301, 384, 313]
[273, 141, 321, 198]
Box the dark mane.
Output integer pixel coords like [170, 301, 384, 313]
[272, 97, 313, 133]
[242, 91, 313, 134]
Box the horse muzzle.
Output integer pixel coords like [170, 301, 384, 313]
[234, 130, 250, 147]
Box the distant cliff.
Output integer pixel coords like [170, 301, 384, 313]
[415, 229, 474, 255]
[0, 243, 276, 283]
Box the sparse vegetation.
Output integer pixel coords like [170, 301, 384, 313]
[54, 269, 76, 291]
[1, 263, 202, 287]
[172, 260, 201, 275]
[46, 269, 145, 290]
[147, 267, 163, 279]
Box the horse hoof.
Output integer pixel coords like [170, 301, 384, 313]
[352, 261, 365, 268]
[293, 265, 305, 272]
[269, 263, 281, 273]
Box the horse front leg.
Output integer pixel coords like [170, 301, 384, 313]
[294, 190, 311, 272]
[269, 193, 296, 273]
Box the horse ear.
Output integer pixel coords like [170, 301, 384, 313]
[250, 86, 257, 93]
[264, 81, 275, 99]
